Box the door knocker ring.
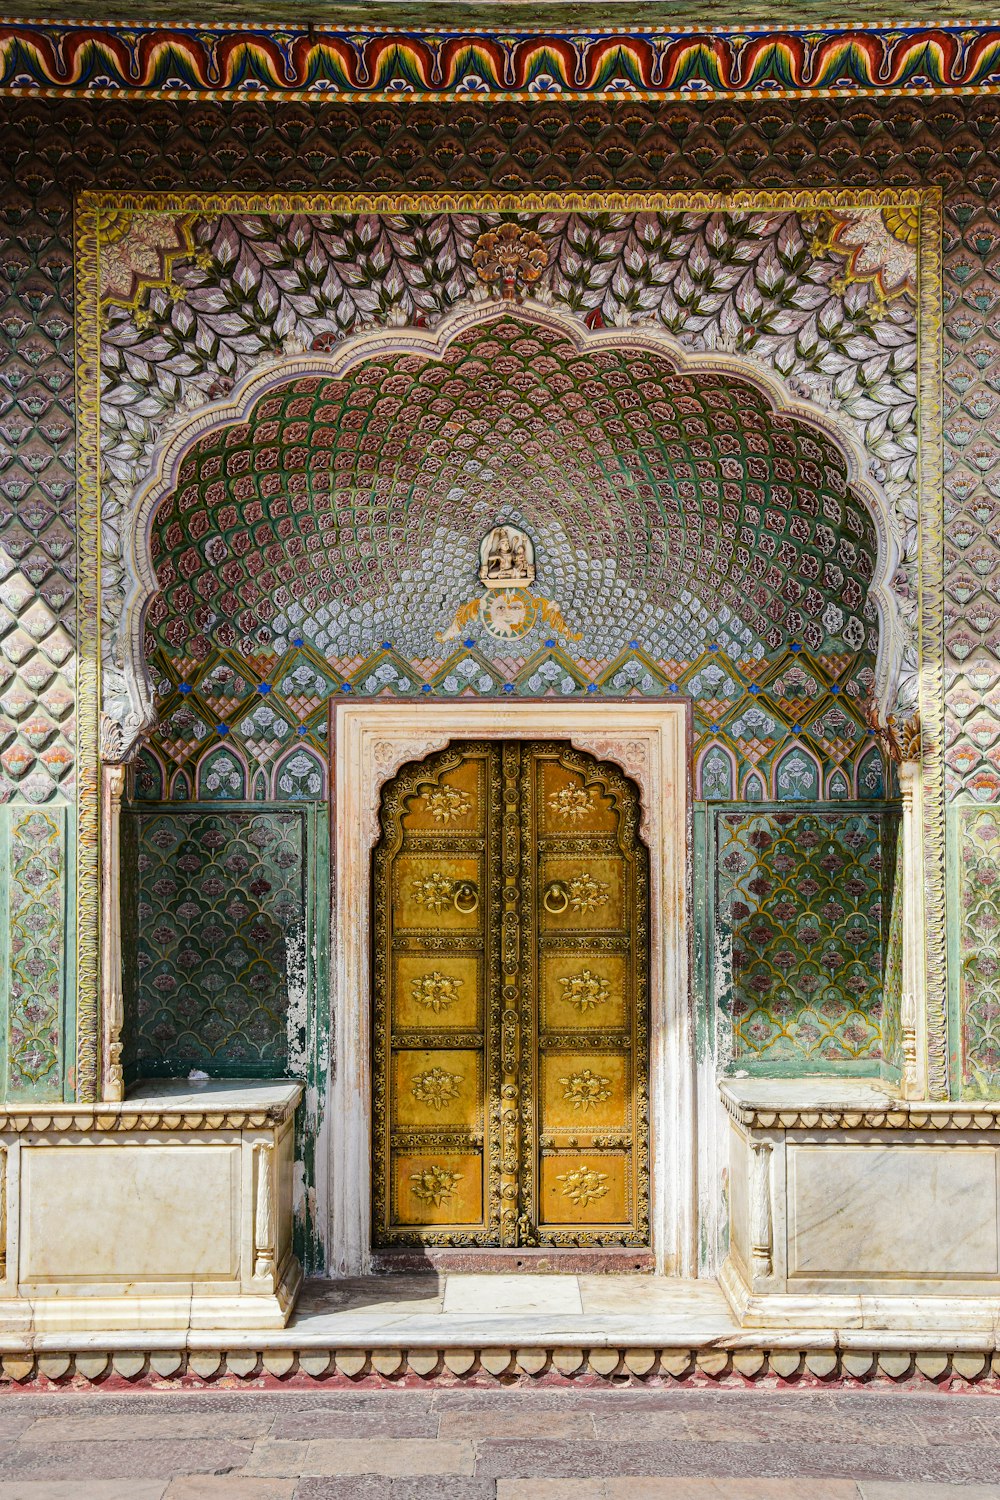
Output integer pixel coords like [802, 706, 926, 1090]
[452, 880, 479, 914]
[543, 880, 570, 915]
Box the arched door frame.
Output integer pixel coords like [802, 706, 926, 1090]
[328, 699, 690, 1277]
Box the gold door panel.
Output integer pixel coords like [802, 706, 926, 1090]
[539, 1152, 631, 1227]
[391, 953, 482, 1033]
[372, 740, 649, 1250]
[393, 1151, 484, 1226]
[392, 1049, 483, 1131]
[540, 951, 628, 1032]
[538, 855, 625, 931]
[540, 1051, 630, 1133]
[391, 854, 483, 932]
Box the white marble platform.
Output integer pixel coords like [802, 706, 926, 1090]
[285, 1274, 739, 1347]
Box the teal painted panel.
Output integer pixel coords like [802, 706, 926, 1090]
[952, 804, 1000, 1099]
[713, 804, 898, 1074]
[1, 804, 72, 1102]
[123, 805, 308, 1079]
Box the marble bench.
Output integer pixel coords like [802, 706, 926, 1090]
[0, 1078, 302, 1333]
[722, 1078, 1000, 1331]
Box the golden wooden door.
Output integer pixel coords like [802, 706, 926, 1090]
[372, 740, 649, 1249]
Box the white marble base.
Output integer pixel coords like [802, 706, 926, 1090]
[0, 1079, 303, 1334]
[722, 1078, 1000, 1330]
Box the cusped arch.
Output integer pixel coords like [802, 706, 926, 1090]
[117, 300, 904, 760]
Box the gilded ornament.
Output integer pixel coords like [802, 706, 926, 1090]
[409, 1163, 463, 1206]
[410, 872, 456, 912]
[422, 783, 472, 822]
[472, 223, 548, 301]
[548, 784, 593, 821]
[558, 969, 611, 1012]
[560, 1069, 613, 1110]
[566, 872, 610, 913]
[410, 1067, 463, 1110]
[557, 1165, 610, 1207]
[411, 971, 463, 1013]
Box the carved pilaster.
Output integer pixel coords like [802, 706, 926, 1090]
[253, 1141, 276, 1282]
[898, 759, 927, 1100]
[749, 1139, 773, 1280]
[101, 764, 127, 1103]
[0, 1146, 7, 1282]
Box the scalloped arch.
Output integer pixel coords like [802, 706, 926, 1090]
[117, 299, 903, 759]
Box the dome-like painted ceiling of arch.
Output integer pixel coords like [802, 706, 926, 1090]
[146, 317, 879, 670]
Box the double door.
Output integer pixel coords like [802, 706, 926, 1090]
[371, 739, 649, 1249]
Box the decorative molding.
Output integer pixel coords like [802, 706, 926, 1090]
[2, 1341, 1000, 1388]
[720, 1087, 1000, 1134]
[2, 22, 1000, 102]
[0, 1101, 301, 1135]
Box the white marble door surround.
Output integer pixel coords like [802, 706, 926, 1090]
[327, 701, 691, 1277]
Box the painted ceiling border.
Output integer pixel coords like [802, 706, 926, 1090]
[74, 186, 944, 1104]
[3, 19, 1000, 100]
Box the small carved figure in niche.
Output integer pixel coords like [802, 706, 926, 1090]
[479, 524, 536, 589]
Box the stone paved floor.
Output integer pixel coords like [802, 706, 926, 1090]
[0, 1388, 999, 1497]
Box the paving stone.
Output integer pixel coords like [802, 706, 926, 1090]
[165, 1481, 296, 1499]
[22, 1413, 272, 1442]
[293, 1480, 496, 1499]
[439, 1409, 596, 1439]
[0, 1484, 168, 1500]
[472, 1438, 1000, 1482]
[859, 1487, 1000, 1499]
[251, 1438, 475, 1477]
[0, 1440, 255, 1482]
[270, 1408, 438, 1440]
[497, 1485, 863, 1499]
[497, 1482, 863, 1494]
[0, 1413, 38, 1440]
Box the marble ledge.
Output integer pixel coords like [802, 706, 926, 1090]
[0, 1077, 303, 1133]
[720, 1077, 1000, 1132]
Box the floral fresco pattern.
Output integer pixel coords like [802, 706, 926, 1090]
[6, 808, 65, 1094]
[122, 808, 305, 1077]
[716, 808, 896, 1068]
[959, 808, 1000, 1095]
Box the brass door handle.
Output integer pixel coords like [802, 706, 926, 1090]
[543, 880, 569, 915]
[452, 880, 479, 914]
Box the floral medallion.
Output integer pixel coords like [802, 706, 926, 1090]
[411, 970, 463, 1013]
[556, 1165, 610, 1207]
[410, 1066, 463, 1110]
[559, 1068, 613, 1110]
[409, 1163, 463, 1206]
